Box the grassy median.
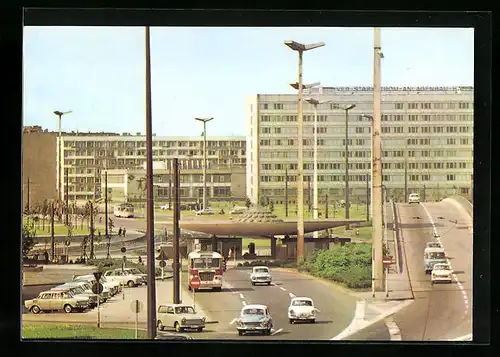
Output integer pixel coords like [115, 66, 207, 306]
[22, 323, 148, 339]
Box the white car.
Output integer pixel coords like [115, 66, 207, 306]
[195, 209, 215, 216]
[73, 275, 120, 295]
[431, 263, 453, 284]
[160, 204, 169, 210]
[288, 297, 318, 324]
[250, 266, 272, 286]
[235, 305, 273, 336]
[103, 269, 145, 288]
[229, 206, 248, 215]
[156, 304, 206, 332]
[426, 241, 443, 250]
[408, 193, 420, 204]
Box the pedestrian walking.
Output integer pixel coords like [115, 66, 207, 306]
[122, 227, 126, 237]
[118, 227, 122, 236]
[138, 256, 142, 264]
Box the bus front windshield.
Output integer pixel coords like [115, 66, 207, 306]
[427, 252, 445, 260]
[192, 257, 221, 269]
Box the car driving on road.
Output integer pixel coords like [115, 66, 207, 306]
[236, 305, 273, 336]
[288, 297, 318, 324]
[156, 304, 206, 332]
[250, 266, 272, 286]
[424, 248, 447, 274]
[431, 263, 453, 284]
[25, 290, 89, 314]
[195, 208, 215, 216]
[426, 241, 443, 250]
[408, 193, 420, 204]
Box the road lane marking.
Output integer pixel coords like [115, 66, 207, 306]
[242, 301, 247, 306]
[422, 203, 469, 315]
[288, 292, 295, 299]
[280, 287, 287, 291]
[331, 299, 413, 340]
[384, 316, 402, 341]
[239, 293, 244, 299]
[229, 318, 237, 325]
[270, 328, 283, 336]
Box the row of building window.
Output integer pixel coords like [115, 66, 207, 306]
[260, 114, 473, 123]
[260, 173, 465, 183]
[261, 102, 472, 111]
[261, 161, 469, 171]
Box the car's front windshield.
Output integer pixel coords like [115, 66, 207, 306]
[243, 308, 264, 315]
[292, 300, 312, 306]
[434, 265, 450, 270]
[428, 252, 445, 259]
[255, 268, 269, 273]
[175, 306, 195, 314]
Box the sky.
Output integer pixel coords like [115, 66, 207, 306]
[23, 27, 474, 136]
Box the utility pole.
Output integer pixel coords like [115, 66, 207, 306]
[65, 168, 69, 226]
[423, 184, 426, 202]
[169, 161, 172, 210]
[53, 110, 72, 201]
[145, 25, 157, 339]
[173, 158, 181, 304]
[105, 171, 108, 236]
[308, 177, 311, 214]
[89, 201, 94, 260]
[325, 194, 329, 218]
[195, 117, 214, 211]
[50, 202, 55, 262]
[366, 174, 370, 222]
[285, 165, 288, 217]
[372, 27, 384, 291]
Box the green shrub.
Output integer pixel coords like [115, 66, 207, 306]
[237, 263, 243, 267]
[300, 244, 372, 289]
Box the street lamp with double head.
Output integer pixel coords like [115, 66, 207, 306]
[195, 117, 214, 211]
[285, 40, 325, 264]
[53, 110, 72, 202]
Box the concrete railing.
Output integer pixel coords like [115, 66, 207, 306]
[444, 196, 473, 218]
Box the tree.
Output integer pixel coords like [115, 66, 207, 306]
[22, 220, 36, 258]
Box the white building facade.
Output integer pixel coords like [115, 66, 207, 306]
[246, 86, 473, 205]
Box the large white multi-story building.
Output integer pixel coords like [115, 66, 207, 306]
[246, 86, 473, 206]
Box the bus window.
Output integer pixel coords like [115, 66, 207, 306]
[192, 258, 205, 269]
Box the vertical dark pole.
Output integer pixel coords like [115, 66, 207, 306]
[366, 174, 370, 222]
[169, 161, 172, 210]
[308, 177, 311, 213]
[423, 184, 426, 202]
[285, 166, 288, 217]
[27, 177, 30, 213]
[173, 158, 181, 304]
[90, 201, 94, 259]
[50, 202, 55, 262]
[325, 194, 328, 218]
[145, 25, 157, 339]
[65, 169, 69, 226]
[345, 109, 350, 227]
[105, 171, 108, 236]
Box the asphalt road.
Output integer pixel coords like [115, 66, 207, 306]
[180, 267, 357, 340]
[371, 200, 473, 341]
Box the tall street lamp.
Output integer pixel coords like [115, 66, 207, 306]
[195, 117, 214, 211]
[306, 96, 332, 224]
[362, 114, 375, 220]
[53, 110, 72, 202]
[285, 40, 324, 265]
[342, 104, 356, 229]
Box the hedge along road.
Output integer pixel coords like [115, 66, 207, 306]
[187, 267, 357, 340]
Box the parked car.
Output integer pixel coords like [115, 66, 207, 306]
[68, 280, 111, 301]
[73, 275, 120, 295]
[25, 290, 89, 314]
[431, 263, 453, 284]
[51, 286, 97, 308]
[195, 208, 215, 216]
[229, 206, 248, 215]
[235, 304, 273, 336]
[103, 269, 145, 287]
[160, 205, 169, 210]
[57, 282, 106, 304]
[408, 193, 420, 204]
[288, 297, 318, 324]
[156, 304, 206, 332]
[250, 266, 272, 286]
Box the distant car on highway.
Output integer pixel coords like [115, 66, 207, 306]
[408, 193, 420, 204]
[425, 241, 443, 251]
[250, 266, 272, 286]
[25, 290, 89, 314]
[236, 305, 273, 336]
[195, 208, 215, 216]
[431, 263, 453, 284]
[288, 297, 318, 324]
[156, 304, 206, 332]
[424, 247, 446, 274]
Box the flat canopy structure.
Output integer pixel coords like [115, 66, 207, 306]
[179, 219, 363, 238]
